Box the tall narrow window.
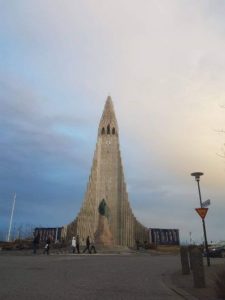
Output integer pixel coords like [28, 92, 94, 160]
[107, 124, 110, 134]
[101, 127, 105, 135]
[112, 128, 116, 135]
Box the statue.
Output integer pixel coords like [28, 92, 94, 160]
[98, 199, 109, 218]
[95, 199, 114, 246]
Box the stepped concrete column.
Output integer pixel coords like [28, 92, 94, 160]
[191, 247, 206, 288]
[180, 246, 190, 275]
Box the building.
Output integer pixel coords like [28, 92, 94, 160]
[149, 228, 180, 245]
[65, 97, 148, 247]
[34, 227, 63, 243]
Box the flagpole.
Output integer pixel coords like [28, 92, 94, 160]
[7, 193, 16, 242]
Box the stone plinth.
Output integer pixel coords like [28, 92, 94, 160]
[94, 215, 114, 246]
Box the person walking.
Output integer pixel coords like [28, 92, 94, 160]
[76, 234, 80, 254]
[90, 238, 97, 254]
[83, 236, 90, 253]
[71, 236, 76, 254]
[32, 231, 40, 254]
[136, 239, 140, 251]
[43, 236, 51, 255]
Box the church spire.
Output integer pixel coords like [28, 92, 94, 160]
[66, 96, 149, 247]
[98, 96, 118, 136]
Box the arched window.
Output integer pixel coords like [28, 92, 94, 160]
[107, 124, 110, 134]
[101, 127, 105, 135]
[112, 127, 116, 135]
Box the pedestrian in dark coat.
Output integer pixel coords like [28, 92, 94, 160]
[90, 238, 97, 254]
[83, 236, 91, 253]
[76, 234, 80, 254]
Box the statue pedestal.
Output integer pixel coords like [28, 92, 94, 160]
[94, 215, 114, 247]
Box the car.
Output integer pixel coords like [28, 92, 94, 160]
[207, 242, 225, 258]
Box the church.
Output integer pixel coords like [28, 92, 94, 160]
[64, 97, 149, 247]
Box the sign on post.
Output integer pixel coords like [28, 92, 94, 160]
[202, 199, 211, 208]
[195, 208, 208, 219]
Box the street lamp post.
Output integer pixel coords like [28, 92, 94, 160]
[191, 172, 210, 267]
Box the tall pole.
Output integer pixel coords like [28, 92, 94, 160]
[196, 180, 210, 267]
[191, 172, 210, 267]
[7, 193, 16, 242]
[189, 232, 192, 244]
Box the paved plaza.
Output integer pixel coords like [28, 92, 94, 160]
[0, 252, 182, 300]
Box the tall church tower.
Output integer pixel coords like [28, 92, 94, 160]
[66, 96, 148, 247]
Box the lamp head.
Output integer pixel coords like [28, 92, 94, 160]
[191, 172, 204, 181]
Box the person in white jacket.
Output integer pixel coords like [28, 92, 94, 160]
[71, 236, 76, 254]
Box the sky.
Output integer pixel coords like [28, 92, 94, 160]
[0, 0, 225, 243]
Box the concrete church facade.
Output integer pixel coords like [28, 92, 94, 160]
[65, 97, 149, 247]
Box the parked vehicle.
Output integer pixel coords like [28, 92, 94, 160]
[206, 242, 225, 258]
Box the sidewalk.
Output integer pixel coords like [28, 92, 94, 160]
[168, 258, 225, 300]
